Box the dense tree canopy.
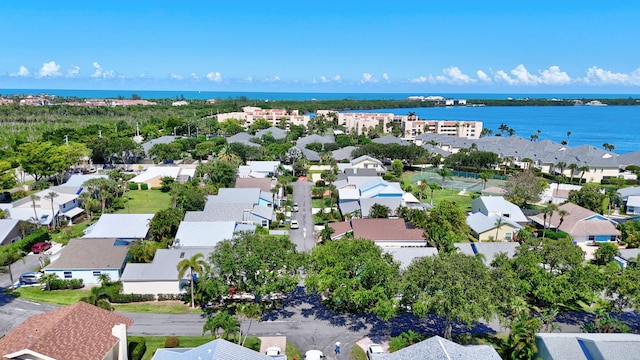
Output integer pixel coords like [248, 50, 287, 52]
[204, 232, 305, 300]
[505, 170, 548, 206]
[305, 238, 400, 320]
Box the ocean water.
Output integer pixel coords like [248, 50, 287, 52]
[1, 88, 639, 101]
[348, 106, 640, 155]
[1, 88, 639, 154]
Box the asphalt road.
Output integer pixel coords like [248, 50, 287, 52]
[290, 181, 316, 253]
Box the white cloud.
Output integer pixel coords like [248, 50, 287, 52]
[264, 75, 280, 82]
[539, 66, 571, 85]
[37, 61, 61, 78]
[382, 73, 390, 82]
[91, 62, 103, 78]
[318, 74, 341, 83]
[245, 76, 253, 82]
[409, 76, 429, 83]
[171, 73, 184, 80]
[206, 72, 222, 82]
[360, 73, 378, 83]
[190, 73, 200, 80]
[10, 65, 30, 77]
[439, 67, 477, 84]
[67, 66, 80, 77]
[583, 66, 640, 85]
[476, 70, 491, 83]
[494, 70, 517, 85]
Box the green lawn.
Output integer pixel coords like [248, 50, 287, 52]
[116, 189, 172, 214]
[141, 336, 214, 360]
[429, 189, 473, 211]
[12, 287, 90, 305]
[112, 301, 199, 314]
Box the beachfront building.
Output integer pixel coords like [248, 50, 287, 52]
[317, 110, 482, 140]
[217, 106, 310, 129]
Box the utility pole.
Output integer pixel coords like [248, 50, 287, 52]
[64, 135, 69, 146]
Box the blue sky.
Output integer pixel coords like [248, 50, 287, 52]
[1, 1, 639, 93]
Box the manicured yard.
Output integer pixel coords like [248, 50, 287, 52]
[141, 336, 213, 360]
[112, 301, 199, 314]
[116, 189, 172, 214]
[12, 287, 90, 305]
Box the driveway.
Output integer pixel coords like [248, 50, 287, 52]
[290, 181, 316, 253]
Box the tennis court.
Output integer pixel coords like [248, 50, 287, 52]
[412, 170, 506, 193]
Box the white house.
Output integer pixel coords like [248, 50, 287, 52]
[471, 196, 528, 224]
[83, 213, 153, 241]
[44, 238, 129, 284]
[121, 247, 214, 296]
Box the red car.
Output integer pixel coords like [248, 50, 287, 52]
[31, 242, 52, 254]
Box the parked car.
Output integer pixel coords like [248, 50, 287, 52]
[266, 346, 282, 357]
[304, 350, 325, 360]
[19, 272, 42, 285]
[292, 202, 299, 212]
[366, 344, 384, 359]
[31, 241, 52, 254]
[290, 220, 299, 229]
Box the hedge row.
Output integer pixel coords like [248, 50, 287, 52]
[128, 336, 146, 360]
[48, 278, 84, 290]
[110, 293, 155, 303]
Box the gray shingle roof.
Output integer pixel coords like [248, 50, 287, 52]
[360, 198, 402, 217]
[174, 221, 236, 247]
[82, 214, 153, 239]
[142, 136, 178, 155]
[255, 126, 287, 139]
[296, 134, 335, 147]
[372, 135, 409, 145]
[373, 335, 501, 360]
[152, 338, 272, 360]
[46, 238, 129, 270]
[121, 247, 215, 282]
[332, 146, 357, 161]
[536, 333, 640, 360]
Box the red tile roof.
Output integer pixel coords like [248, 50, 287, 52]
[351, 218, 425, 241]
[0, 302, 133, 360]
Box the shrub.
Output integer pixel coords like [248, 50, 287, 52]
[48, 278, 84, 290]
[164, 336, 180, 348]
[128, 336, 146, 360]
[110, 293, 155, 303]
[157, 293, 186, 301]
[243, 336, 261, 351]
[11, 190, 28, 200]
[140, 183, 149, 190]
[315, 180, 325, 187]
[129, 183, 139, 190]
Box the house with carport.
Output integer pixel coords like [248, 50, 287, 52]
[467, 212, 523, 242]
[82, 213, 153, 242]
[129, 166, 182, 189]
[0, 219, 22, 246]
[44, 238, 130, 284]
[329, 218, 426, 247]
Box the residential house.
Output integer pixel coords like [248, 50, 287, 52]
[456, 242, 520, 265]
[0, 302, 133, 360]
[121, 247, 214, 296]
[226, 132, 261, 148]
[370, 335, 500, 360]
[83, 213, 153, 241]
[471, 196, 528, 225]
[535, 333, 640, 360]
[337, 155, 386, 175]
[467, 212, 522, 241]
[10, 189, 84, 226]
[332, 145, 357, 162]
[384, 247, 439, 269]
[528, 203, 621, 244]
[237, 161, 289, 179]
[129, 166, 182, 189]
[0, 203, 53, 227]
[0, 219, 21, 246]
[235, 177, 274, 192]
[183, 188, 273, 227]
[372, 135, 410, 146]
[360, 198, 403, 218]
[626, 195, 640, 215]
[142, 136, 177, 157]
[255, 126, 287, 140]
[174, 221, 236, 247]
[152, 338, 272, 360]
[44, 238, 130, 284]
[329, 218, 426, 247]
[618, 186, 640, 205]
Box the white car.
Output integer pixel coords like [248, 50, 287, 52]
[290, 220, 299, 229]
[292, 202, 299, 212]
[266, 346, 282, 357]
[304, 350, 325, 360]
[366, 343, 384, 359]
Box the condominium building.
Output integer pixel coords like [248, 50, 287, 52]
[217, 106, 310, 129]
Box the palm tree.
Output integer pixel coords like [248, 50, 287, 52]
[177, 253, 207, 308]
[236, 303, 263, 345]
[428, 182, 441, 205]
[494, 217, 505, 241]
[542, 204, 558, 238]
[498, 123, 509, 136]
[418, 181, 428, 200]
[29, 194, 40, 226]
[566, 130, 572, 145]
[568, 163, 578, 184]
[319, 224, 335, 242]
[507, 128, 516, 137]
[81, 285, 113, 311]
[436, 167, 453, 190]
[557, 209, 569, 231]
[555, 162, 567, 177]
[0, 208, 10, 219]
[578, 166, 590, 184]
[479, 171, 492, 190]
[202, 311, 240, 340]
[0, 248, 26, 289]
[44, 191, 59, 228]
